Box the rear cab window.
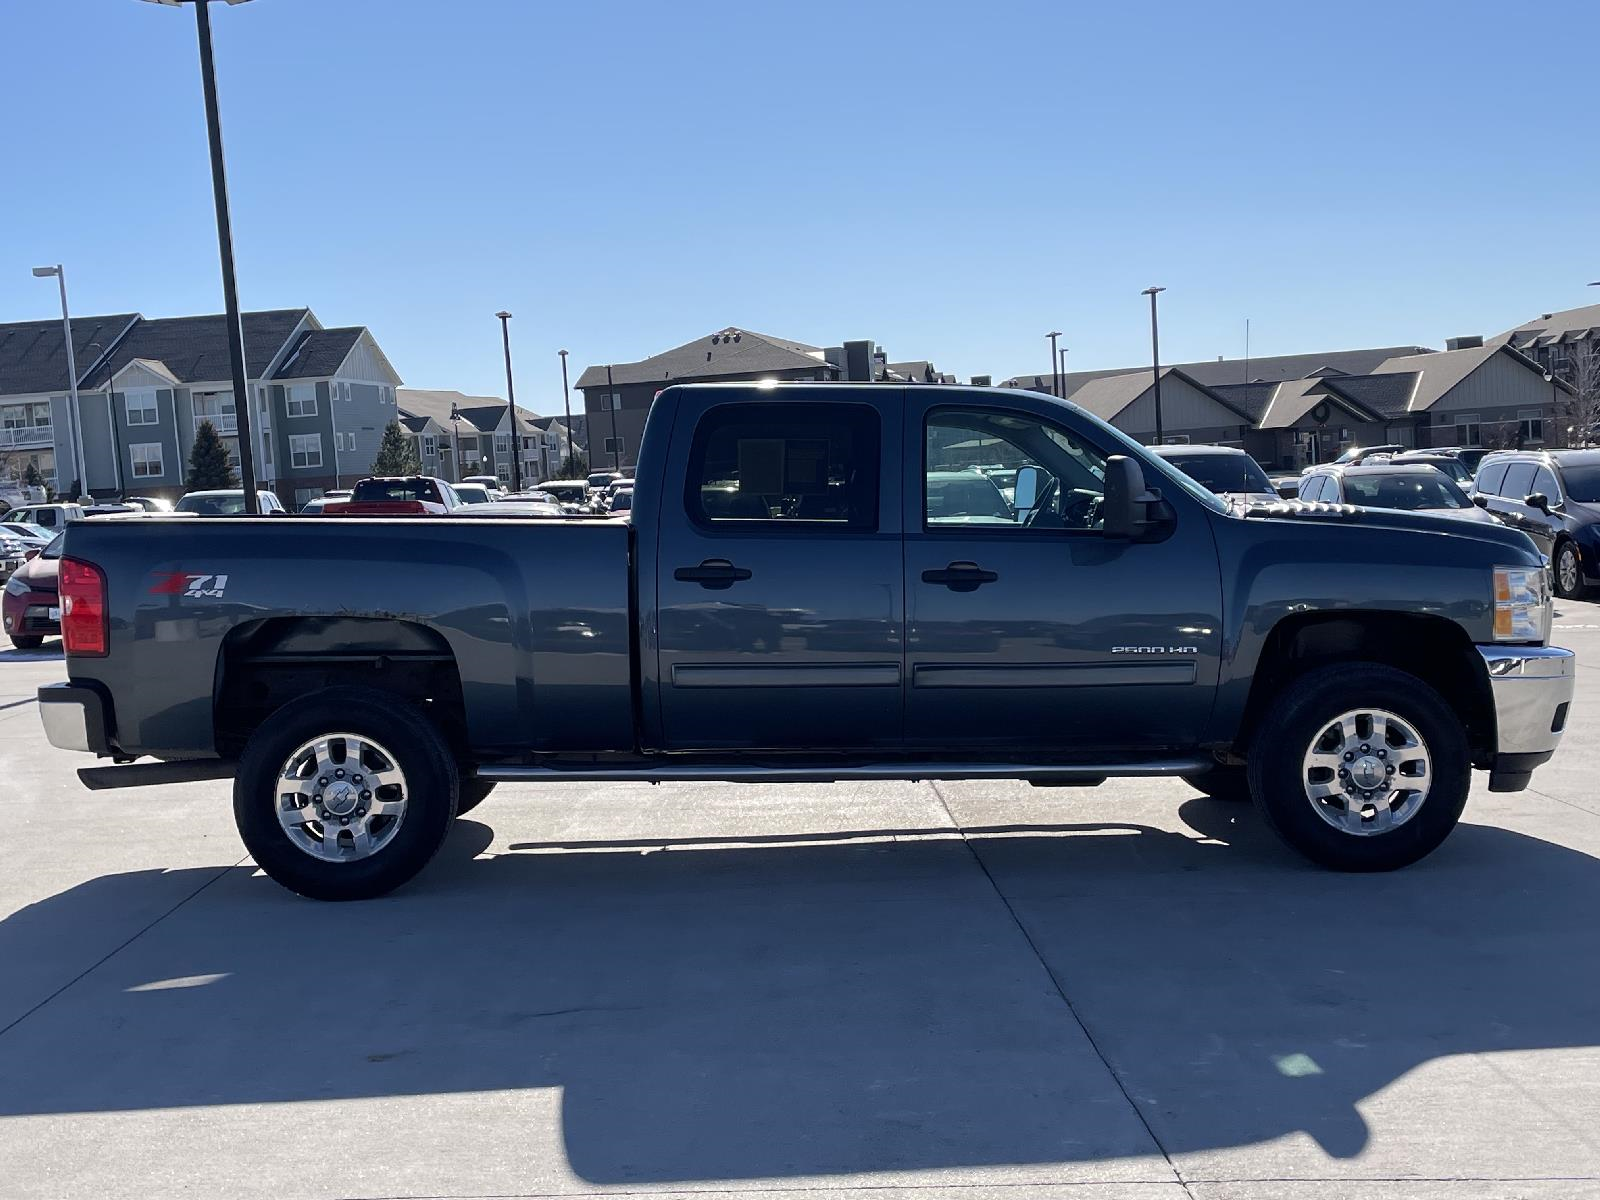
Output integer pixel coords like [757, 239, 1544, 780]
[686, 402, 880, 530]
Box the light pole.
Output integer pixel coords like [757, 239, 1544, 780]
[31, 265, 89, 500]
[1057, 345, 1069, 397]
[1142, 287, 1167, 445]
[558, 349, 573, 474]
[140, 0, 259, 512]
[495, 311, 523, 493]
[449, 401, 461, 482]
[1046, 331, 1063, 398]
[605, 364, 621, 471]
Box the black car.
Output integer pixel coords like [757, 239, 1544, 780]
[1387, 452, 1473, 485]
[1295, 462, 1539, 547]
[1474, 449, 1600, 598]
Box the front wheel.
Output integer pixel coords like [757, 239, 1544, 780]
[1247, 664, 1469, 872]
[1553, 539, 1589, 600]
[234, 687, 459, 900]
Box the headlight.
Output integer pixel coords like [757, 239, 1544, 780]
[4, 576, 28, 597]
[1493, 565, 1551, 642]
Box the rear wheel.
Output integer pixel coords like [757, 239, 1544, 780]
[1247, 664, 1469, 872]
[1553, 539, 1588, 600]
[8, 635, 44, 650]
[234, 687, 458, 900]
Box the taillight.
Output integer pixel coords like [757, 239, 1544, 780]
[60, 557, 108, 657]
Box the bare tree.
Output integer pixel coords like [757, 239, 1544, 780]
[1550, 344, 1600, 447]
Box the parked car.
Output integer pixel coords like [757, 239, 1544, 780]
[1387, 452, 1473, 485]
[0, 531, 28, 585]
[123, 497, 173, 513]
[323, 477, 462, 516]
[1426, 446, 1493, 472]
[174, 490, 287, 516]
[1473, 449, 1600, 598]
[82, 503, 142, 518]
[451, 499, 567, 518]
[587, 470, 623, 492]
[1, 522, 54, 550]
[1330, 444, 1405, 466]
[1298, 461, 1504, 518]
[4, 533, 61, 649]
[451, 483, 494, 505]
[5, 503, 85, 531]
[606, 488, 634, 518]
[41, 382, 1572, 900]
[461, 475, 506, 497]
[1150, 445, 1279, 506]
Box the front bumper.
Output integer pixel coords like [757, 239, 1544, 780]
[1478, 645, 1575, 791]
[38, 682, 112, 756]
[3, 589, 60, 638]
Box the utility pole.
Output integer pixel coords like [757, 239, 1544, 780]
[496, 311, 522, 492]
[558, 349, 573, 474]
[1143, 287, 1167, 445]
[605, 364, 621, 471]
[1047, 331, 1063, 398]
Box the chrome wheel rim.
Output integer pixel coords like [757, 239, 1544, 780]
[275, 733, 408, 863]
[1301, 708, 1430, 836]
[1559, 546, 1579, 595]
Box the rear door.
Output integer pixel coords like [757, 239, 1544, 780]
[653, 390, 904, 751]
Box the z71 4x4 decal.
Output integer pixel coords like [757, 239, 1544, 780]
[149, 572, 230, 599]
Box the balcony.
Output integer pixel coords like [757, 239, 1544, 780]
[0, 425, 53, 450]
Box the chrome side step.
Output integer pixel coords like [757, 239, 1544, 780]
[476, 758, 1209, 785]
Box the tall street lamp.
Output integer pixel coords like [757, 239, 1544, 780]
[558, 349, 573, 474]
[31, 265, 89, 500]
[1046, 331, 1063, 398]
[1142, 287, 1167, 445]
[495, 311, 523, 493]
[140, 0, 259, 512]
[1058, 345, 1069, 397]
[604, 364, 621, 471]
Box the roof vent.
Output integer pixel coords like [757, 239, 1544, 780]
[1542, 313, 1554, 320]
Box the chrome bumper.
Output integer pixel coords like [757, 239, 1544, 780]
[1478, 646, 1574, 785]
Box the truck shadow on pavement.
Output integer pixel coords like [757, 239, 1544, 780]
[0, 799, 1596, 1183]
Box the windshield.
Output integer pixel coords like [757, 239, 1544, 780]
[1401, 458, 1471, 483]
[4, 523, 50, 540]
[1560, 465, 1600, 503]
[353, 479, 437, 503]
[1162, 452, 1273, 495]
[1342, 472, 1469, 510]
[175, 493, 246, 516]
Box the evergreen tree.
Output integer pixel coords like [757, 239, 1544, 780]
[188, 420, 240, 490]
[372, 420, 422, 475]
[557, 451, 588, 479]
[22, 462, 44, 490]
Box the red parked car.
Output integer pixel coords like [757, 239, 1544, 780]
[3, 534, 62, 649]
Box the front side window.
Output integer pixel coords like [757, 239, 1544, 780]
[1532, 467, 1560, 502]
[286, 384, 317, 418]
[289, 434, 323, 469]
[688, 402, 879, 527]
[925, 407, 1107, 531]
[125, 390, 158, 426]
[1500, 462, 1537, 501]
[130, 443, 163, 478]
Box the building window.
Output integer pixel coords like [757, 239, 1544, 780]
[495, 433, 511, 455]
[286, 384, 317, 417]
[1518, 409, 1544, 445]
[422, 435, 437, 457]
[192, 391, 237, 436]
[130, 443, 164, 478]
[496, 465, 510, 483]
[289, 434, 323, 468]
[1452, 413, 1482, 446]
[125, 391, 158, 426]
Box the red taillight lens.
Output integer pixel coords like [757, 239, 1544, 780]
[60, 557, 108, 657]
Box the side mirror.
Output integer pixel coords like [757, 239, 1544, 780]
[1472, 494, 1490, 508]
[1012, 465, 1043, 519]
[1103, 455, 1164, 539]
[1525, 492, 1550, 513]
[1276, 482, 1299, 500]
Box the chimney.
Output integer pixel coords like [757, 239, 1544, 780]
[842, 340, 874, 382]
[971, 375, 992, 387]
[1446, 335, 1484, 351]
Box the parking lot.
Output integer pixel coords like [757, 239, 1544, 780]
[0, 612, 1596, 1200]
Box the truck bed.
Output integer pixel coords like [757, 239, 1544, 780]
[61, 515, 635, 760]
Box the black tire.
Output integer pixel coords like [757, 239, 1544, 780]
[1246, 663, 1469, 872]
[234, 686, 459, 901]
[456, 778, 496, 815]
[1553, 538, 1589, 600]
[8, 635, 44, 650]
[1183, 765, 1252, 802]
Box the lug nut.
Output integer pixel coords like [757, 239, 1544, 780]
[318, 777, 328, 787]
[1360, 744, 1371, 754]
[1343, 751, 1355, 762]
[1338, 767, 1349, 778]
[356, 806, 366, 817]
[1377, 749, 1387, 759]
[360, 790, 371, 801]
[313, 793, 322, 803]
[1385, 765, 1395, 776]
[340, 816, 350, 826]
[335, 769, 345, 779]
[353, 774, 363, 784]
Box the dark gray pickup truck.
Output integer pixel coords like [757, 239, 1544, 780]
[40, 383, 1575, 899]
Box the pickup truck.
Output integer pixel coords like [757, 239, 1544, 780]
[39, 383, 1576, 900]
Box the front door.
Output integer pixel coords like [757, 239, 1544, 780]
[903, 397, 1223, 754]
[654, 393, 904, 751]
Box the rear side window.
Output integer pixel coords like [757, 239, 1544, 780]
[1298, 475, 1326, 501]
[1475, 462, 1508, 495]
[687, 403, 879, 529]
[1500, 462, 1537, 502]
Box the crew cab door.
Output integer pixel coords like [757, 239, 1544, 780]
[653, 390, 904, 750]
[901, 395, 1223, 753]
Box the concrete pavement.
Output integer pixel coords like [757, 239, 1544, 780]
[0, 606, 1597, 1200]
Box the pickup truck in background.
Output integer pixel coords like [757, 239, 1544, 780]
[39, 383, 1575, 900]
[321, 476, 462, 516]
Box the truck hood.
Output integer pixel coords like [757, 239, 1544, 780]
[1229, 498, 1544, 560]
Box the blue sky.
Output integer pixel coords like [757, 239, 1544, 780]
[3, 0, 1595, 407]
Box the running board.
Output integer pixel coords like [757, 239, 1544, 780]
[476, 759, 1209, 785]
[78, 759, 237, 790]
